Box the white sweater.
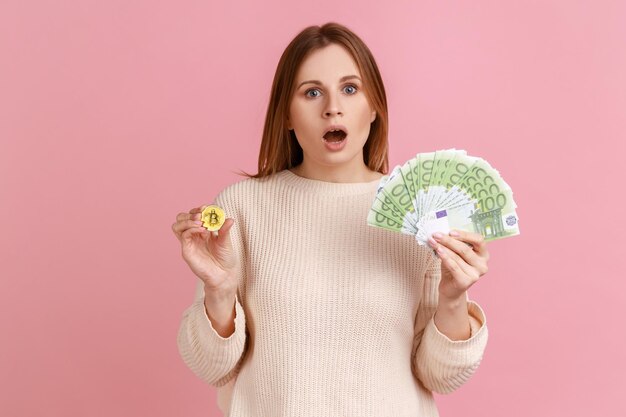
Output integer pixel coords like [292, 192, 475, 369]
[177, 169, 488, 417]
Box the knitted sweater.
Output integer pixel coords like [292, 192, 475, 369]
[177, 169, 488, 417]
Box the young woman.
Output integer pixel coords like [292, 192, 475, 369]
[172, 22, 490, 417]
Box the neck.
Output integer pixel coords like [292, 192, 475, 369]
[290, 158, 383, 183]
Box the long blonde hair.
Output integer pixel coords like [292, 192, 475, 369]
[238, 22, 389, 179]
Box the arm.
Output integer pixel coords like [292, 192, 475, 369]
[433, 292, 472, 341]
[204, 285, 238, 338]
[411, 256, 488, 394]
[176, 191, 249, 387]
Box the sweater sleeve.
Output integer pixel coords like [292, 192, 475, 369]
[411, 254, 488, 394]
[176, 189, 249, 387]
[177, 281, 248, 386]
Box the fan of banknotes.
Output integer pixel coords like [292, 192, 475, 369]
[367, 149, 520, 245]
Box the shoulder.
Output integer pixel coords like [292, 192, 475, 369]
[213, 170, 286, 208]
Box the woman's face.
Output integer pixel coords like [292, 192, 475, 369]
[287, 43, 377, 172]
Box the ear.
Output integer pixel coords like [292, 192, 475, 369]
[370, 110, 377, 123]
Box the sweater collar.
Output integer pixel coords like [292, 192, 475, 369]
[278, 169, 382, 196]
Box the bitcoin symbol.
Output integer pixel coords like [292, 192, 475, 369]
[201, 205, 225, 231]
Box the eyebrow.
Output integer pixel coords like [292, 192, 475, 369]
[297, 75, 362, 90]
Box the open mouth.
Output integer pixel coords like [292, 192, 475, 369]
[323, 129, 347, 142]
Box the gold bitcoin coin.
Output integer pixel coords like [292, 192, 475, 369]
[200, 205, 226, 231]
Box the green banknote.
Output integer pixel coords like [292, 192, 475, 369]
[367, 149, 520, 245]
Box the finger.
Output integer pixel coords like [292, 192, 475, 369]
[176, 212, 203, 222]
[172, 220, 202, 239]
[435, 244, 479, 282]
[176, 212, 195, 222]
[431, 235, 488, 276]
[172, 219, 205, 239]
[180, 225, 209, 242]
[436, 248, 472, 287]
[189, 205, 209, 214]
[448, 230, 489, 258]
[431, 232, 481, 268]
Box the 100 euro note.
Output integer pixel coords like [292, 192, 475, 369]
[367, 149, 520, 245]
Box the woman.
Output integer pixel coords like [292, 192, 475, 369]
[172, 22, 489, 417]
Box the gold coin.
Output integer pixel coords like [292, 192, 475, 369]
[200, 205, 226, 231]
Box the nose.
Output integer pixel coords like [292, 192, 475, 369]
[323, 91, 343, 118]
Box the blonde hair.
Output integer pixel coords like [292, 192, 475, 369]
[238, 22, 389, 179]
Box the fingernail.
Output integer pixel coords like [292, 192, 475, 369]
[428, 238, 437, 247]
[449, 230, 460, 237]
[436, 245, 446, 257]
[194, 221, 203, 225]
[432, 232, 443, 240]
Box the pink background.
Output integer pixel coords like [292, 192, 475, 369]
[1, 1, 625, 416]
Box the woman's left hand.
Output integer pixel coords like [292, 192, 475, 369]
[428, 230, 490, 301]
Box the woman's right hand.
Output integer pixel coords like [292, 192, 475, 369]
[171, 205, 239, 294]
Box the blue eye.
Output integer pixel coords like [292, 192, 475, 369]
[305, 89, 321, 98]
[344, 84, 358, 94]
[304, 84, 358, 98]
